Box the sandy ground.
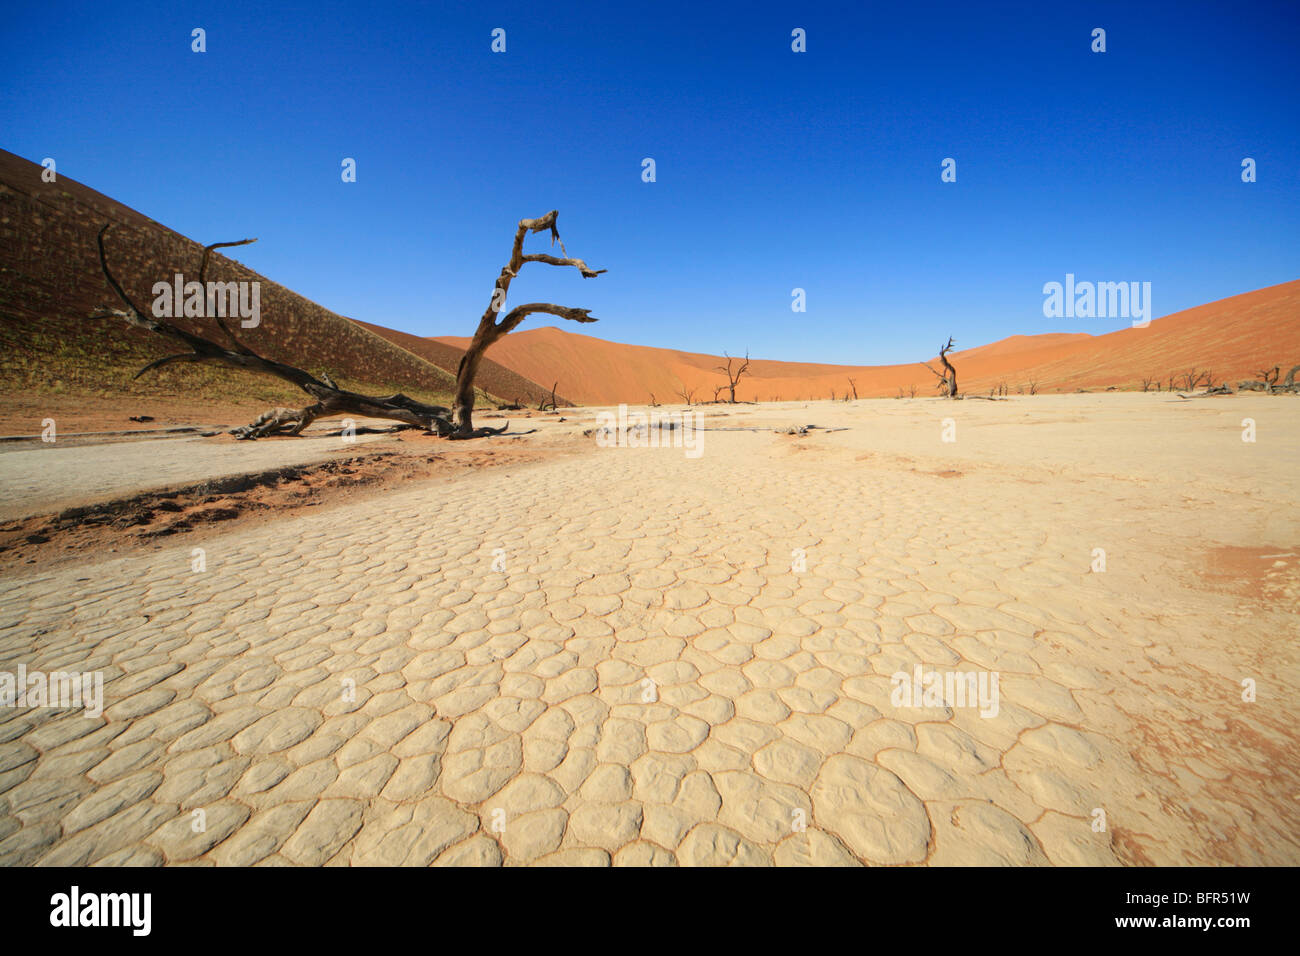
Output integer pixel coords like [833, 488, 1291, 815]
[0, 429, 395, 523]
[0, 394, 1296, 866]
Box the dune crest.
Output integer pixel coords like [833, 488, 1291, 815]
[436, 281, 1300, 404]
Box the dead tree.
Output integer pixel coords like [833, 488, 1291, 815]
[453, 211, 603, 435]
[1027, 380, 1039, 395]
[714, 352, 751, 403]
[1178, 369, 1206, 392]
[537, 381, 559, 411]
[922, 337, 958, 397]
[712, 384, 725, 403]
[93, 211, 603, 439]
[1140, 375, 1155, 392]
[847, 378, 858, 399]
[93, 225, 477, 439]
[673, 380, 696, 405]
[1238, 364, 1300, 393]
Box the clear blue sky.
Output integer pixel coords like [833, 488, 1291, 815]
[3, 1, 1297, 364]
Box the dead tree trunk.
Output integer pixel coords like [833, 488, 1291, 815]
[452, 210, 603, 436]
[537, 381, 558, 411]
[922, 336, 958, 397]
[714, 352, 750, 403]
[93, 225, 469, 439]
[938, 337, 958, 397]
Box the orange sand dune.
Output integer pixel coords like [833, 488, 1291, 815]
[435, 280, 1300, 404]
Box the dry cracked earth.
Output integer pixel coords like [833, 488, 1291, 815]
[1, 396, 1297, 866]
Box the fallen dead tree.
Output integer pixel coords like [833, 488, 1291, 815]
[1178, 363, 1300, 398]
[93, 210, 604, 439]
[1236, 365, 1300, 393]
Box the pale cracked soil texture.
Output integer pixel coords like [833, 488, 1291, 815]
[0, 394, 1296, 866]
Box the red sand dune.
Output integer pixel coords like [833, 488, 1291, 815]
[435, 280, 1300, 404]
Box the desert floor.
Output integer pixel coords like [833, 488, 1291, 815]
[0, 393, 1297, 866]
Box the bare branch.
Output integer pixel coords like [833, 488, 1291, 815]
[497, 303, 596, 336]
[520, 253, 607, 278]
[94, 224, 458, 438]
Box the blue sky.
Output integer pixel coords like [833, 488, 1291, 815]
[3, 1, 1297, 364]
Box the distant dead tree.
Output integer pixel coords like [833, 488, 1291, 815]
[648, 392, 659, 407]
[712, 384, 725, 402]
[673, 380, 696, 405]
[1140, 375, 1156, 392]
[830, 388, 836, 401]
[92, 211, 603, 439]
[537, 381, 559, 411]
[1237, 364, 1300, 393]
[922, 336, 958, 397]
[847, 378, 858, 399]
[1027, 380, 1039, 395]
[714, 351, 750, 403]
[1178, 368, 1207, 392]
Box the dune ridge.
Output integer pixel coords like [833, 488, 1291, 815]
[435, 281, 1300, 405]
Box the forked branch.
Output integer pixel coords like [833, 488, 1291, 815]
[93, 224, 463, 438]
[714, 351, 751, 403]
